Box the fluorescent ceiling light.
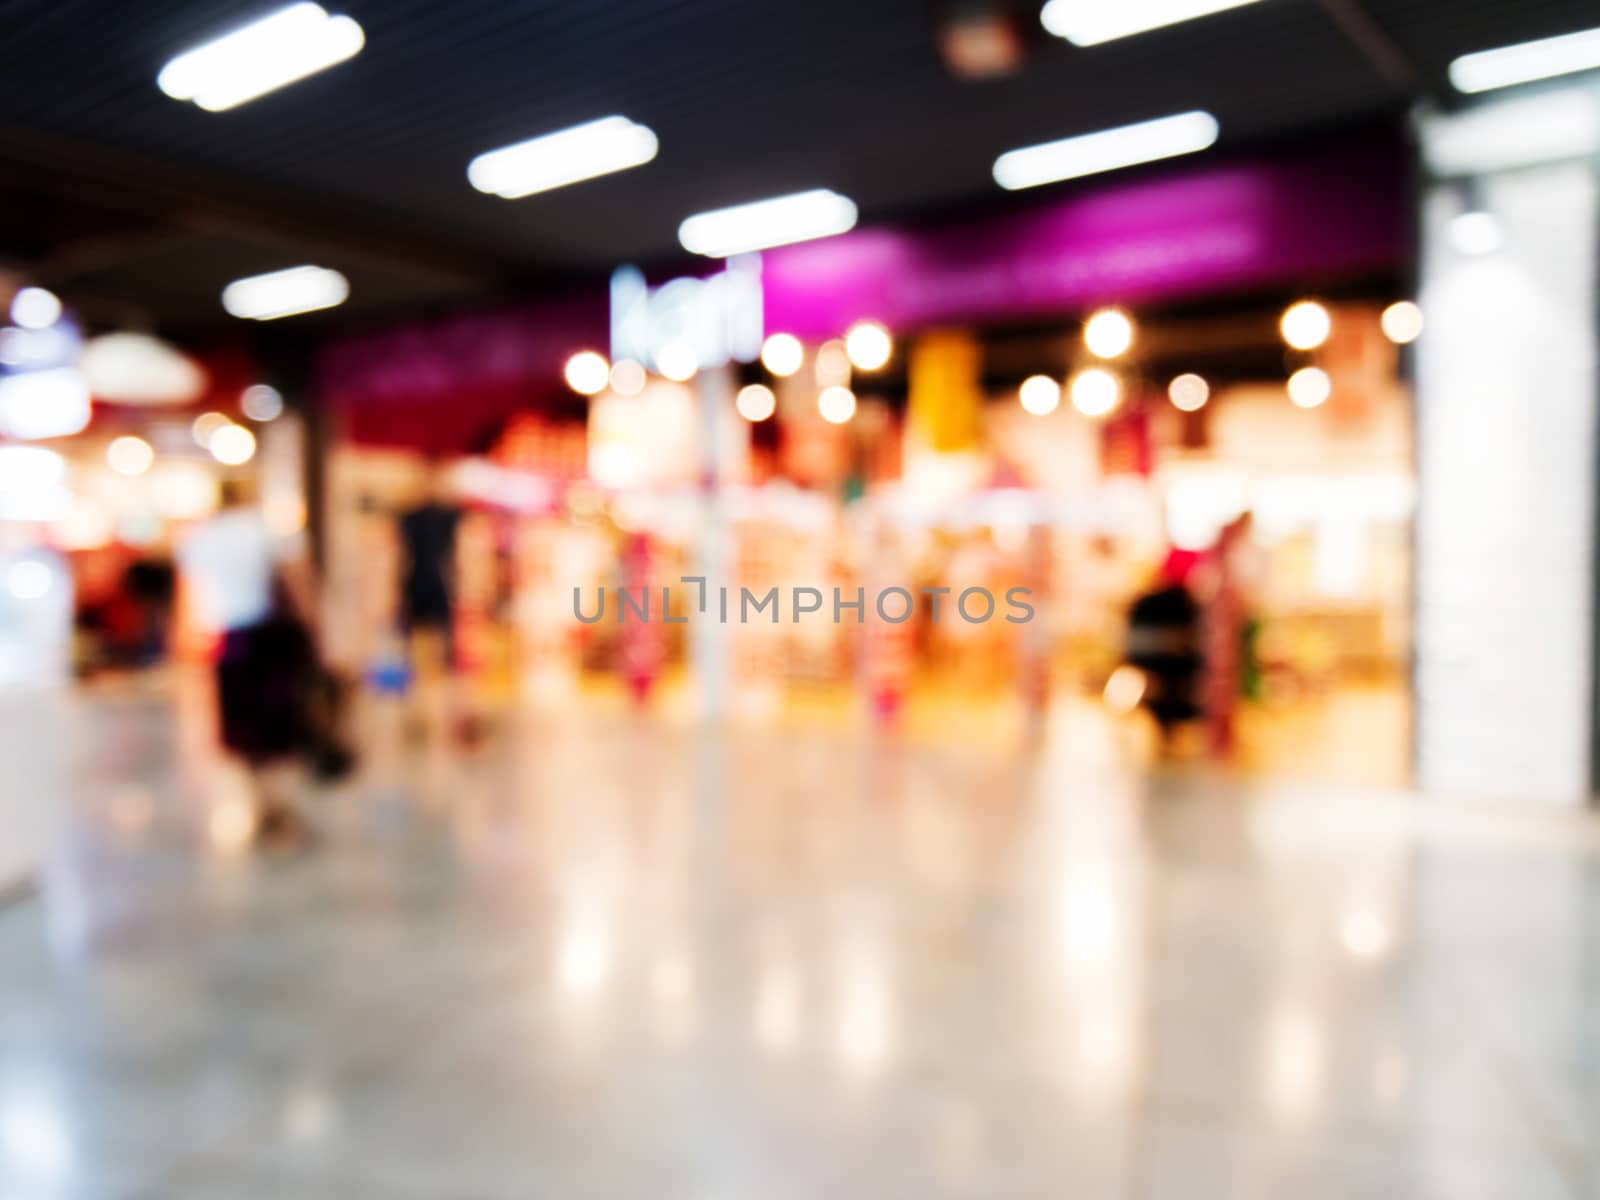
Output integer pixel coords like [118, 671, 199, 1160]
[468, 116, 659, 199]
[1040, 0, 1263, 46]
[222, 265, 349, 320]
[993, 110, 1219, 190]
[158, 3, 364, 112]
[1450, 26, 1600, 94]
[678, 189, 858, 258]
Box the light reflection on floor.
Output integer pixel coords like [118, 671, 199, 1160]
[0, 679, 1595, 1198]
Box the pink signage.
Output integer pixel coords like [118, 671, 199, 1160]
[761, 135, 1407, 340]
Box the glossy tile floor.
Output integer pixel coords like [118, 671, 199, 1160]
[2, 683, 1599, 1199]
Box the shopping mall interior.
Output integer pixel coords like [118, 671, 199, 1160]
[2, 1, 1600, 1196]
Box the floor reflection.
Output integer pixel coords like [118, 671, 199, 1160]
[0, 680, 1596, 1199]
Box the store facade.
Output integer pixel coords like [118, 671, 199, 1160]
[313, 120, 1600, 805]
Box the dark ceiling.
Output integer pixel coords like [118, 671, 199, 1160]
[0, 0, 1595, 339]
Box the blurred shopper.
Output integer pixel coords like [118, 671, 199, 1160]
[397, 462, 473, 740]
[1125, 549, 1204, 749]
[178, 478, 321, 844]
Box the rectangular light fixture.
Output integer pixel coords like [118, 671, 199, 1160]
[678, 189, 859, 258]
[467, 116, 659, 199]
[1040, 0, 1263, 46]
[0, 369, 92, 441]
[993, 111, 1219, 190]
[222, 266, 349, 320]
[1449, 26, 1600, 94]
[158, 2, 364, 112]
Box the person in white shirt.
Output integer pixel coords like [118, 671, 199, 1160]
[178, 477, 321, 845]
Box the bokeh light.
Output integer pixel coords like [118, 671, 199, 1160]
[760, 333, 804, 377]
[1070, 367, 1121, 417]
[736, 382, 777, 421]
[656, 343, 698, 382]
[845, 321, 892, 371]
[209, 423, 257, 465]
[241, 383, 284, 421]
[1083, 309, 1134, 358]
[564, 350, 610, 396]
[1380, 301, 1423, 344]
[1019, 374, 1061, 416]
[1168, 372, 1210, 412]
[1287, 366, 1332, 409]
[10, 286, 62, 330]
[106, 435, 154, 477]
[191, 411, 230, 447]
[609, 358, 646, 396]
[1280, 300, 1331, 350]
[818, 385, 856, 424]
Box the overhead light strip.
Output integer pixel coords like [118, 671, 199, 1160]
[158, 3, 364, 112]
[468, 116, 659, 199]
[1449, 25, 1600, 94]
[678, 189, 858, 258]
[221, 265, 349, 320]
[993, 110, 1220, 190]
[1039, 0, 1264, 46]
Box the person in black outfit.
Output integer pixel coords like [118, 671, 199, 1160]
[398, 464, 466, 739]
[1125, 550, 1204, 747]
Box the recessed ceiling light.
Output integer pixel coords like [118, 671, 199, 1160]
[1450, 25, 1600, 94]
[993, 111, 1219, 190]
[679, 190, 858, 258]
[468, 116, 659, 200]
[221, 265, 349, 320]
[158, 3, 364, 112]
[10, 287, 61, 330]
[1040, 0, 1264, 47]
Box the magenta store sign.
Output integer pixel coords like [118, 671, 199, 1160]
[761, 135, 1407, 340]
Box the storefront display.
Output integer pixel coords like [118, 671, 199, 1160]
[306, 131, 1419, 781]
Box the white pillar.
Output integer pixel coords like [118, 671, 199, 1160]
[1414, 88, 1600, 805]
[692, 364, 733, 722]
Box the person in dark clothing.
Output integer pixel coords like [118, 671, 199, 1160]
[178, 477, 321, 845]
[399, 498, 460, 634]
[1125, 550, 1204, 745]
[397, 465, 469, 739]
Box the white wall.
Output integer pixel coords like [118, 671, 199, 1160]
[1415, 106, 1599, 804]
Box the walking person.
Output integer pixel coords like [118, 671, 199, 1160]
[397, 461, 477, 742]
[179, 477, 321, 845]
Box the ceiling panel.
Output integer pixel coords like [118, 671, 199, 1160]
[0, 0, 1594, 336]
